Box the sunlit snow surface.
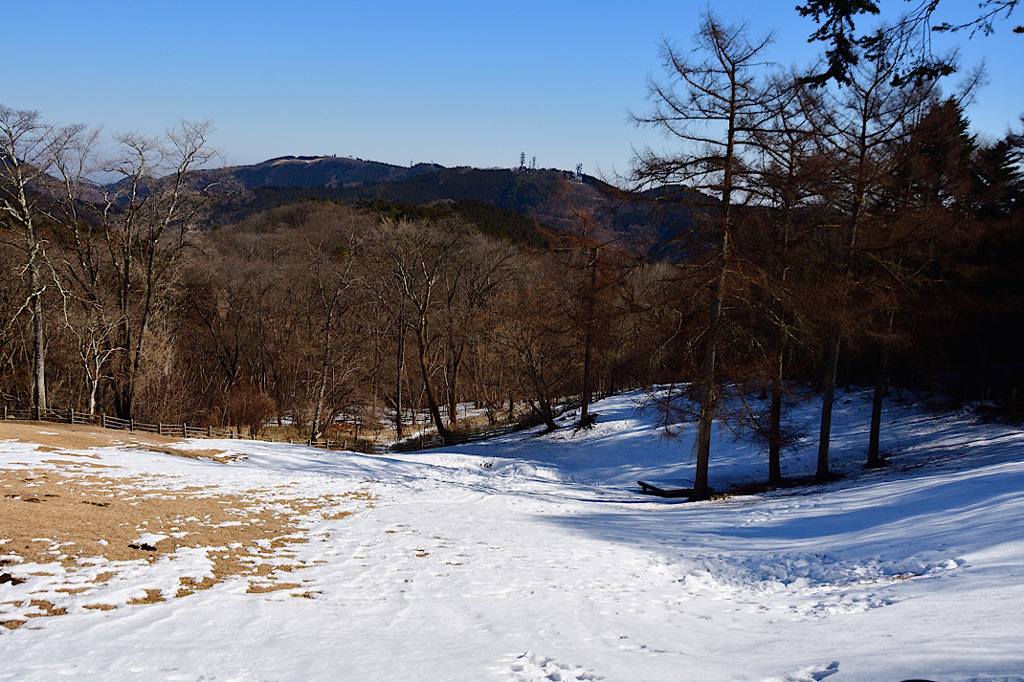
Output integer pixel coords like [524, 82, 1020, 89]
[2, 388, 1023, 681]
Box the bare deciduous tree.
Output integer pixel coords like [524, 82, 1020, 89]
[306, 243, 358, 442]
[803, 42, 938, 480]
[0, 106, 87, 418]
[438, 231, 517, 426]
[630, 13, 778, 500]
[364, 217, 467, 440]
[99, 119, 222, 418]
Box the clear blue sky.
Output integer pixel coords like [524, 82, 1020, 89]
[5, 1, 1021, 176]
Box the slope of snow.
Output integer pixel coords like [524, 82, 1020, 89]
[1, 388, 1022, 681]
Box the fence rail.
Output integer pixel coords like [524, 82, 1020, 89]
[0, 403, 390, 453]
[1, 405, 242, 441]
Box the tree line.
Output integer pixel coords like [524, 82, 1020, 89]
[1, 13, 1021, 500]
[0, 122, 663, 444]
[626, 12, 1022, 498]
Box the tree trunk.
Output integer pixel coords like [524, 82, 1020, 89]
[867, 308, 895, 467]
[417, 319, 451, 440]
[692, 236, 730, 502]
[767, 311, 787, 486]
[579, 247, 597, 428]
[579, 325, 594, 426]
[310, 355, 329, 443]
[816, 331, 841, 482]
[867, 346, 889, 467]
[30, 265, 46, 420]
[395, 317, 405, 439]
[537, 398, 558, 433]
[446, 359, 460, 427]
[113, 279, 135, 419]
[88, 375, 99, 417]
[768, 374, 783, 486]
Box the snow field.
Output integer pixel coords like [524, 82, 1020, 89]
[0, 388, 1022, 680]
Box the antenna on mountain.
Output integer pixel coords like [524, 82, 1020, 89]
[530, 156, 537, 171]
[519, 152, 526, 171]
[575, 163, 584, 182]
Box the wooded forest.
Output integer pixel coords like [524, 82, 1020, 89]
[2, 16, 1021, 499]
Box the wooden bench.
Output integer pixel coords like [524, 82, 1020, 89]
[637, 481, 694, 498]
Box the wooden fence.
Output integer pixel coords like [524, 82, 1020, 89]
[1, 405, 240, 439]
[0, 404, 390, 453]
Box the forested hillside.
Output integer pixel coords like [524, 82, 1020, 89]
[1, 16, 1021, 499]
[207, 159, 698, 253]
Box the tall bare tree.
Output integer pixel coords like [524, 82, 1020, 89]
[99, 119, 222, 418]
[745, 73, 825, 485]
[365, 218, 467, 441]
[0, 106, 86, 418]
[803, 43, 938, 481]
[630, 13, 778, 500]
[306, 243, 358, 442]
[489, 263, 576, 433]
[439, 231, 516, 426]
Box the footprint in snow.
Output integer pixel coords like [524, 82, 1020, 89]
[762, 661, 839, 682]
[508, 651, 602, 681]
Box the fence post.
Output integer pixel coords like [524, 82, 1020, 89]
[182, 423, 187, 438]
[101, 414, 107, 429]
[208, 425, 213, 437]
[130, 418, 135, 432]
[69, 409, 75, 425]
[158, 423, 163, 436]
[3, 405, 6, 421]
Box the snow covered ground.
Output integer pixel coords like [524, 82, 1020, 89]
[1, 388, 1023, 681]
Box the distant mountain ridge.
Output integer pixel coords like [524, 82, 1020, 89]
[221, 155, 606, 226]
[224, 155, 442, 188]
[212, 154, 702, 254]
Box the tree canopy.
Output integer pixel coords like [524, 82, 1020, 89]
[798, 0, 1020, 85]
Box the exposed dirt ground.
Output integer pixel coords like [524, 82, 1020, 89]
[0, 421, 232, 461]
[0, 422, 373, 630]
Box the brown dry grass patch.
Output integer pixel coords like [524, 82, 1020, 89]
[2, 421, 182, 450]
[0, 467, 299, 568]
[0, 424, 377, 625]
[24, 599, 66, 617]
[0, 421, 232, 462]
[126, 589, 165, 605]
[246, 581, 302, 594]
